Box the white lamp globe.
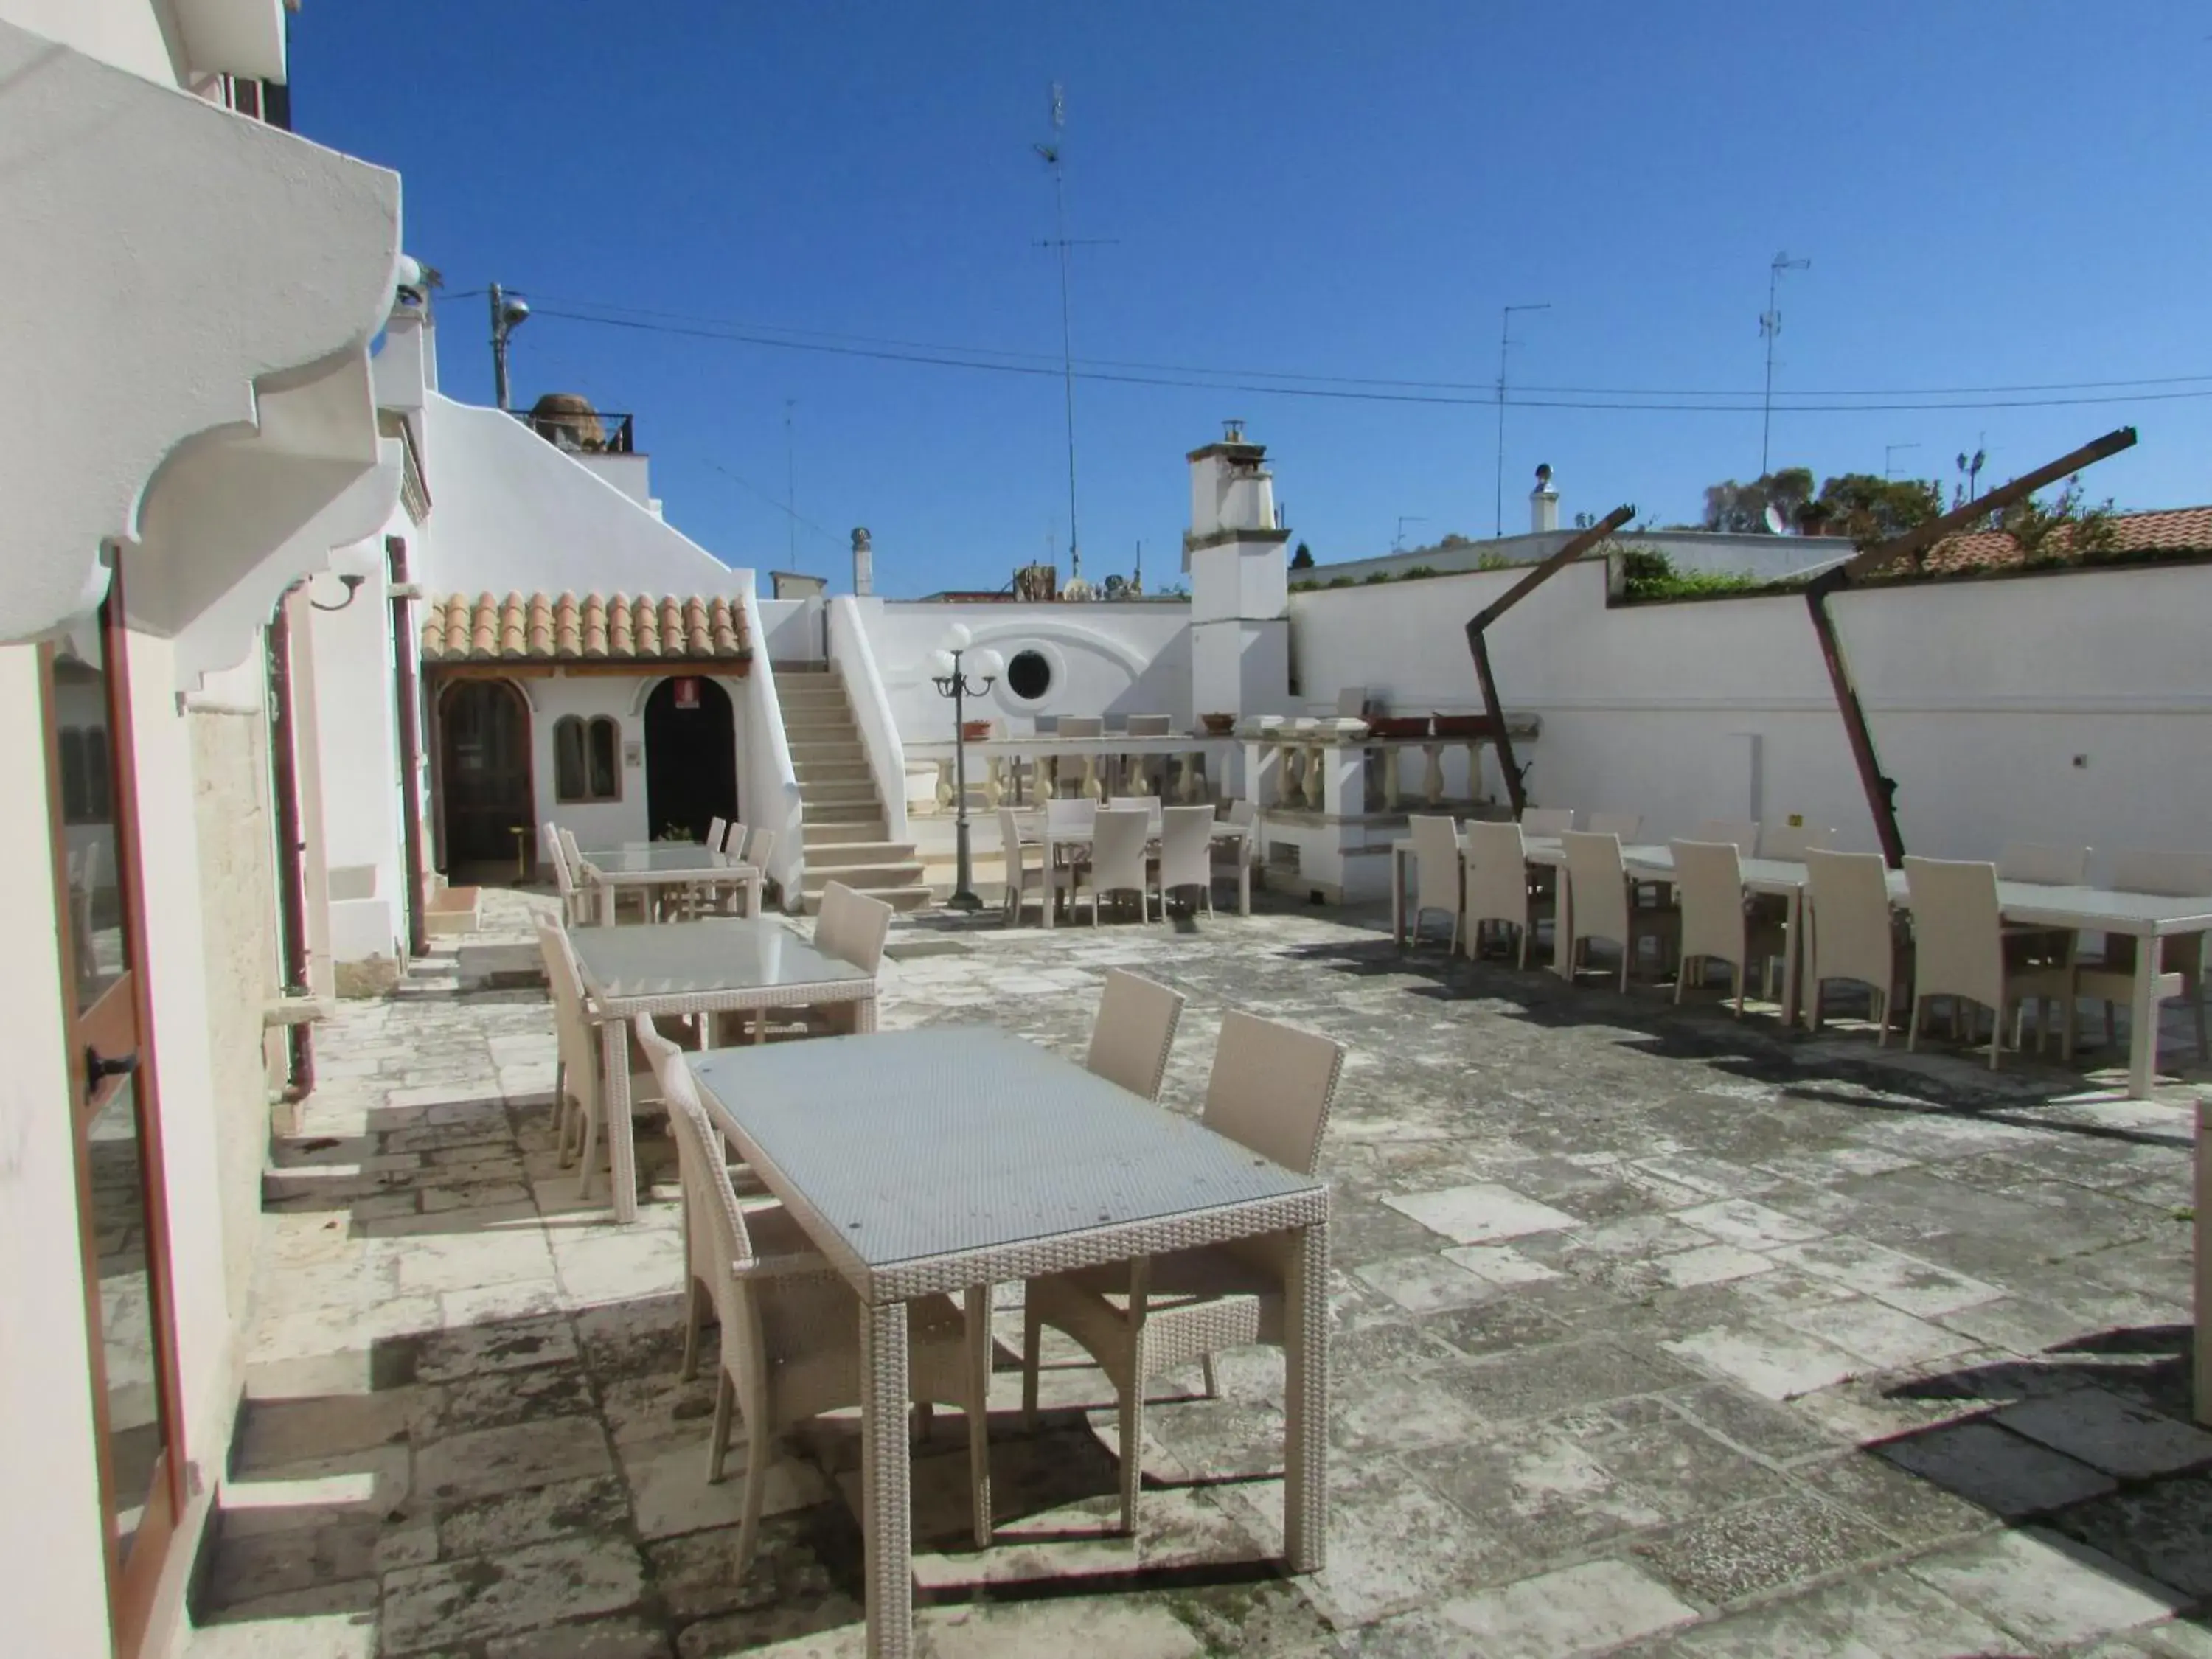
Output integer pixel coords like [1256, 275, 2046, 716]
[971, 647, 1004, 679]
[941, 622, 973, 653]
[928, 649, 956, 678]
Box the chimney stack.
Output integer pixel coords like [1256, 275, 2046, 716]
[850, 527, 873, 597]
[1529, 463, 1559, 534]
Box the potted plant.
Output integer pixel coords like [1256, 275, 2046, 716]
[1200, 712, 1236, 735]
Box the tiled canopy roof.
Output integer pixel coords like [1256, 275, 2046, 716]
[420, 591, 750, 664]
[1910, 505, 2212, 576]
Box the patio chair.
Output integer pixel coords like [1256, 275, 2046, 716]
[1902, 856, 2076, 1068]
[1023, 1010, 1346, 1535]
[1081, 807, 1158, 925]
[2072, 849, 2212, 1065]
[1562, 830, 1678, 991]
[543, 824, 591, 926]
[1406, 814, 1464, 953]
[1803, 849, 1910, 1043]
[1997, 842, 2090, 885]
[536, 920, 661, 1198]
[723, 821, 750, 858]
[1759, 821, 1833, 863]
[742, 829, 776, 911]
[1110, 794, 1165, 837]
[1085, 969, 1186, 1099]
[998, 805, 1060, 926]
[1691, 819, 1760, 855]
[707, 815, 727, 855]
[1672, 839, 1785, 1016]
[1520, 807, 1575, 837]
[1158, 805, 1217, 917]
[748, 881, 893, 1043]
[1587, 812, 1643, 841]
[636, 1015, 993, 1568]
[1463, 818, 1551, 968]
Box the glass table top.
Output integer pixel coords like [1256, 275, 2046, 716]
[568, 918, 869, 1000]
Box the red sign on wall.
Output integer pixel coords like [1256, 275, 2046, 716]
[673, 676, 700, 710]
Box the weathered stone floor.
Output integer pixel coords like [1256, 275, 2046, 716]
[186, 888, 2212, 1657]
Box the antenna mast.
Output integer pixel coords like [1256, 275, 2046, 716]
[1759, 251, 1811, 476]
[1035, 83, 1084, 582]
[783, 398, 798, 568]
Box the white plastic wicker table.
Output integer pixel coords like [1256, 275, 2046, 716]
[567, 919, 874, 1222]
[579, 843, 762, 924]
[686, 1026, 1332, 1659]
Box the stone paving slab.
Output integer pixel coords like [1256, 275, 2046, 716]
[186, 889, 2210, 1656]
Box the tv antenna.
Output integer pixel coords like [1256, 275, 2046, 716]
[1884, 440, 1920, 481]
[1032, 83, 1115, 584]
[1955, 438, 1988, 512]
[783, 398, 799, 568]
[1394, 514, 1427, 554]
[1759, 251, 1811, 476]
[1495, 302, 1551, 538]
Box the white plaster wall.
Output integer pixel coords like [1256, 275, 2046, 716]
[862, 602, 1193, 743]
[756, 597, 824, 664]
[1287, 560, 2212, 875]
[413, 393, 741, 602]
[0, 645, 114, 1659]
[1308, 528, 1854, 588]
[0, 0, 183, 85]
[305, 557, 404, 964]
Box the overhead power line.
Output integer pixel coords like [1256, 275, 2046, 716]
[526, 304, 2212, 415]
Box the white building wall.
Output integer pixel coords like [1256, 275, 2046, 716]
[305, 557, 405, 966]
[860, 602, 1192, 743]
[1287, 560, 2212, 874]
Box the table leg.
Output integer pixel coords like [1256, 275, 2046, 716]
[855, 990, 877, 1034]
[1283, 1220, 1329, 1574]
[1041, 837, 1056, 930]
[596, 1015, 639, 1223]
[1781, 888, 1804, 1027]
[1238, 844, 1251, 916]
[1551, 864, 1576, 980]
[1391, 846, 1408, 947]
[2130, 939, 2161, 1098]
[2197, 1101, 2210, 1426]
[860, 1298, 914, 1658]
[963, 1284, 993, 1548]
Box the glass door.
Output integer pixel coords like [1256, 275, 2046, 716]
[44, 574, 186, 1658]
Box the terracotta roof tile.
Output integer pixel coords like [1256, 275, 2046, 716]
[1910, 505, 2212, 577]
[420, 591, 751, 664]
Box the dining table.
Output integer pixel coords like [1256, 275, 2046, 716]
[566, 917, 874, 1222]
[578, 842, 762, 925]
[1029, 814, 1254, 925]
[686, 1026, 1331, 1658]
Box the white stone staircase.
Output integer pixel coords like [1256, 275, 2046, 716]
[775, 664, 932, 914]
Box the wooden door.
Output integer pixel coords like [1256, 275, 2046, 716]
[439, 678, 533, 867]
[43, 576, 187, 1658]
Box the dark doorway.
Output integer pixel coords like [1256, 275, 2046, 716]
[644, 675, 737, 842]
[438, 678, 533, 869]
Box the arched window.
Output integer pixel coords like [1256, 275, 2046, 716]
[553, 714, 621, 803]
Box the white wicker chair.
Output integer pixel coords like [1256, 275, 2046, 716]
[1587, 811, 1643, 841]
[771, 881, 891, 1039]
[1085, 969, 1186, 1100]
[998, 806, 1050, 926]
[1691, 819, 1760, 855]
[635, 1016, 994, 1569]
[1157, 805, 1216, 917]
[1020, 1010, 1346, 1534]
[1759, 821, 1834, 862]
[1520, 807, 1575, 836]
[1804, 849, 1910, 1043]
[543, 823, 591, 925]
[1903, 856, 2076, 1068]
[1464, 818, 1549, 967]
[1997, 842, 2090, 885]
[1671, 839, 1784, 1015]
[1562, 830, 1677, 990]
[537, 920, 658, 1195]
[2073, 849, 2212, 1064]
[1082, 807, 1157, 925]
[1407, 814, 1464, 953]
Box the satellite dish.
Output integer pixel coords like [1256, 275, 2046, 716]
[1763, 504, 1787, 535]
[1103, 574, 1128, 597]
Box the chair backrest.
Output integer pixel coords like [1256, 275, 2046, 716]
[1046, 796, 1097, 836]
[722, 821, 749, 858]
[1111, 794, 1164, 835]
[1158, 805, 1214, 890]
[706, 815, 728, 855]
[1997, 841, 2089, 886]
[1336, 686, 1369, 719]
[1226, 799, 1258, 828]
[557, 825, 585, 872]
[2109, 849, 2212, 898]
[1463, 819, 1531, 931]
[1804, 848, 1897, 993]
[1520, 807, 1575, 837]
[541, 820, 567, 872]
[1124, 713, 1173, 737]
[1057, 715, 1105, 739]
[1090, 807, 1152, 894]
[816, 880, 894, 973]
[743, 828, 776, 879]
[1587, 812, 1642, 841]
[1085, 969, 1186, 1099]
[1760, 821, 1833, 863]
[1670, 839, 1745, 966]
[1902, 856, 2005, 1006]
[535, 921, 597, 1083]
[1408, 815, 1463, 913]
[1202, 1010, 1346, 1176]
[997, 806, 1031, 880]
[1561, 830, 1630, 945]
[1691, 819, 1759, 855]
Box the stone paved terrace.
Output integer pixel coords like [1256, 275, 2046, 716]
[185, 889, 2212, 1658]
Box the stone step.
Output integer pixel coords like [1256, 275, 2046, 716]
[798, 884, 934, 916]
[801, 860, 926, 892]
[785, 731, 863, 753]
[807, 839, 919, 869]
[801, 780, 880, 805]
[804, 818, 888, 846]
[804, 802, 886, 827]
[793, 758, 873, 782]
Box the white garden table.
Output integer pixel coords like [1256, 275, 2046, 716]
[567, 919, 874, 1222]
[686, 1026, 1331, 1659]
[579, 843, 762, 925]
[1035, 820, 1253, 927]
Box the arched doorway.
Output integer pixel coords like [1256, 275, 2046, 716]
[438, 678, 533, 871]
[644, 675, 737, 842]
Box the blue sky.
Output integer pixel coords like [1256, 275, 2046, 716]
[294, 2, 2211, 593]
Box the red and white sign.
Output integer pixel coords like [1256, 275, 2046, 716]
[673, 676, 700, 710]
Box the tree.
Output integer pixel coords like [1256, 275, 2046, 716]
[1996, 475, 2118, 563]
[1289, 541, 1314, 569]
[1807, 473, 1941, 548]
[1701, 468, 1815, 533]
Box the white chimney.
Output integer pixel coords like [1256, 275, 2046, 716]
[1529, 462, 1559, 534]
[851, 527, 874, 597]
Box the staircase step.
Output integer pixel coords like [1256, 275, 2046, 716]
[804, 821, 888, 848]
[793, 759, 873, 782]
[807, 840, 919, 868]
[799, 886, 934, 916]
[806, 804, 888, 827]
[801, 860, 926, 891]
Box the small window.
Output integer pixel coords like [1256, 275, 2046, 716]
[58, 727, 111, 825]
[1005, 650, 1052, 701]
[554, 715, 622, 803]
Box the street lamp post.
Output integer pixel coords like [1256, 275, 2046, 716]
[929, 625, 1002, 913]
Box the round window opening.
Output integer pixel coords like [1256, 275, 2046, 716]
[1005, 649, 1052, 701]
